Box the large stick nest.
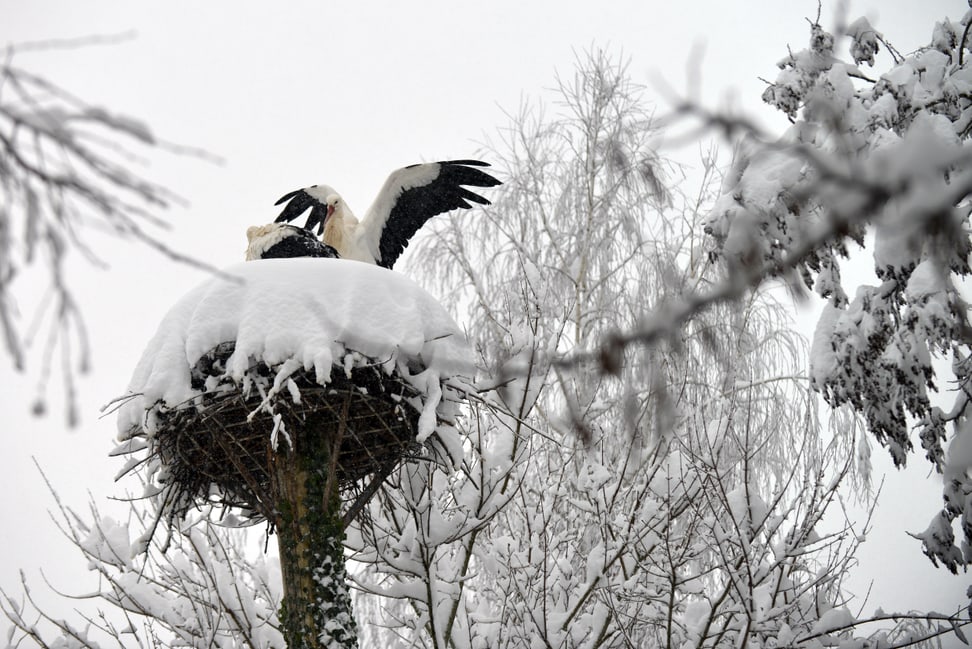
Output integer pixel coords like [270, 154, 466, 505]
[118, 342, 443, 524]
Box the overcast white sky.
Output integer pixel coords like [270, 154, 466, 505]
[1, 0, 968, 633]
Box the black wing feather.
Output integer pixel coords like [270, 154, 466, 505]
[274, 188, 329, 236]
[378, 160, 501, 269]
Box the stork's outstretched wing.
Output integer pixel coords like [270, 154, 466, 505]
[274, 186, 331, 235]
[362, 160, 501, 269]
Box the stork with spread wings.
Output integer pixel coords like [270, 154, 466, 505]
[265, 160, 500, 268]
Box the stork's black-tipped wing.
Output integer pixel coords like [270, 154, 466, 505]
[274, 187, 330, 236]
[248, 223, 340, 260]
[363, 160, 501, 269]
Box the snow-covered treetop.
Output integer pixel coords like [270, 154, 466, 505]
[117, 258, 473, 444]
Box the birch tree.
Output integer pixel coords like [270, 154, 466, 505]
[349, 51, 967, 649]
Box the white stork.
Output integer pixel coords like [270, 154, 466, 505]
[273, 159, 501, 269]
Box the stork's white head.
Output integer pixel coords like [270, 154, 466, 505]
[324, 193, 343, 222]
[303, 184, 337, 203]
[303, 185, 353, 225]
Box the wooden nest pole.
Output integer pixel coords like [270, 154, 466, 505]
[271, 393, 356, 649]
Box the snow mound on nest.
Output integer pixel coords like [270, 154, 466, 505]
[117, 258, 473, 442]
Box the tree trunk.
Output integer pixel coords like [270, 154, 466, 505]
[270, 409, 358, 649]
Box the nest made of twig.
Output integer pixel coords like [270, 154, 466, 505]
[120, 342, 437, 523]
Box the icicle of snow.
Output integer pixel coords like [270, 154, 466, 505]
[285, 378, 301, 404]
[270, 412, 291, 451]
[245, 357, 303, 418]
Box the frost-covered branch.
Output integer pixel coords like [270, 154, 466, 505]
[0, 38, 216, 424]
[0, 472, 283, 648]
[700, 10, 972, 572]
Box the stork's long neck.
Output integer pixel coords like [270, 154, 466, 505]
[322, 206, 358, 258]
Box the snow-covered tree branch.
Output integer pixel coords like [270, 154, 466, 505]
[0, 38, 213, 424]
[699, 11, 972, 574]
[0, 464, 283, 648]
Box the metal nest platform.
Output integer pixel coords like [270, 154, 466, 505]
[118, 342, 436, 525]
